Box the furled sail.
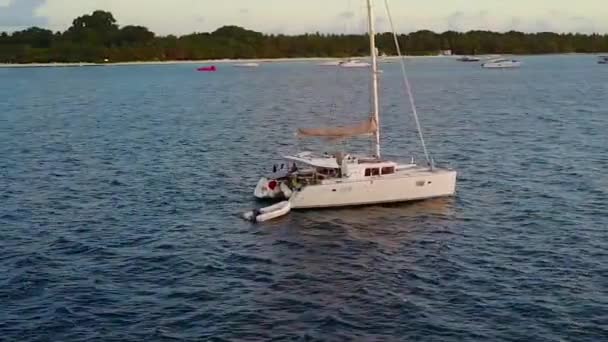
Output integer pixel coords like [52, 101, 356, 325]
[297, 118, 378, 139]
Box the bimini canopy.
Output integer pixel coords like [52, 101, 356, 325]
[284, 155, 340, 169]
[297, 118, 377, 139]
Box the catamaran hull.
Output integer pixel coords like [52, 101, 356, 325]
[254, 177, 292, 200]
[289, 170, 456, 209]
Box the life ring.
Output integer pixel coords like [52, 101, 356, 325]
[268, 180, 278, 190]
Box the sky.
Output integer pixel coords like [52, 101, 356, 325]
[0, 0, 607, 34]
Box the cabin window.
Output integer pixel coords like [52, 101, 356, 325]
[381, 167, 395, 175]
[365, 168, 381, 176]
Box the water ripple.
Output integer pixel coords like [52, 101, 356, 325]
[0, 57, 607, 341]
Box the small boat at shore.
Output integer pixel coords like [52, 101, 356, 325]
[197, 65, 216, 72]
[457, 56, 481, 62]
[339, 59, 370, 68]
[318, 60, 342, 66]
[318, 59, 371, 68]
[598, 56, 608, 64]
[482, 58, 521, 69]
[234, 62, 260, 68]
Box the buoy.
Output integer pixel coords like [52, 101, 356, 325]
[197, 65, 217, 72]
[268, 180, 278, 190]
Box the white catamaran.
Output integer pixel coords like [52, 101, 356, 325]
[244, 0, 457, 222]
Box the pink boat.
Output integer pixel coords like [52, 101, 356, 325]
[197, 65, 217, 72]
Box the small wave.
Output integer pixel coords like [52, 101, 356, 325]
[225, 253, 275, 265]
[109, 179, 126, 186]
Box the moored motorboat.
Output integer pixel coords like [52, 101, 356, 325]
[482, 58, 521, 69]
[234, 62, 260, 68]
[339, 59, 370, 68]
[318, 60, 342, 66]
[598, 56, 608, 64]
[457, 56, 481, 62]
[197, 65, 216, 72]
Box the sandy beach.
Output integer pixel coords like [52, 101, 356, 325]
[0, 55, 462, 68]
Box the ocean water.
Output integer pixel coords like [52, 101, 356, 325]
[1, 56, 607, 341]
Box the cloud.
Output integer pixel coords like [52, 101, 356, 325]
[511, 13, 599, 33]
[558, 14, 598, 33]
[338, 11, 355, 20]
[445, 11, 491, 32]
[439, 9, 602, 33]
[0, 0, 48, 30]
[375, 16, 389, 32]
[508, 16, 523, 30]
[445, 11, 464, 31]
[15, 0, 608, 35]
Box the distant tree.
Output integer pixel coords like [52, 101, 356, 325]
[71, 10, 118, 32]
[0, 32, 8, 48]
[117, 25, 155, 46]
[212, 25, 263, 40]
[407, 30, 441, 54]
[11, 27, 54, 48]
[1, 10, 607, 64]
[65, 10, 119, 46]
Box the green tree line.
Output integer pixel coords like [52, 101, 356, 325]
[1, 10, 607, 63]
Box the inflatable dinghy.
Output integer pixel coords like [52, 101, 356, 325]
[243, 201, 291, 223]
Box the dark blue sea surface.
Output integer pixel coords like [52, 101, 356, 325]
[1, 56, 607, 341]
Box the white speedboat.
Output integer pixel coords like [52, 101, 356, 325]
[598, 56, 608, 64]
[318, 60, 342, 66]
[339, 59, 370, 68]
[233, 62, 260, 68]
[482, 58, 521, 69]
[457, 56, 481, 62]
[246, 0, 457, 219]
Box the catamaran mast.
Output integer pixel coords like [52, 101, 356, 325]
[367, 0, 381, 158]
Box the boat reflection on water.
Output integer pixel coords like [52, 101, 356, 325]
[262, 197, 461, 251]
[252, 197, 456, 228]
[297, 197, 456, 226]
[251, 197, 460, 290]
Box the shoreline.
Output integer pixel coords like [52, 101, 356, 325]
[0, 58, 334, 68]
[0, 53, 604, 68]
[0, 56, 442, 68]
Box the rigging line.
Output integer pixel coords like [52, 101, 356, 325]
[383, 0, 432, 167]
